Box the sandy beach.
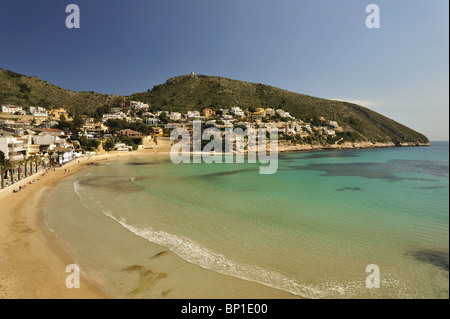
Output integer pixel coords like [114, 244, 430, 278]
[0, 150, 300, 299]
[0, 152, 136, 298]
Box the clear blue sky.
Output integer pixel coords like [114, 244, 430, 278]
[0, 0, 448, 140]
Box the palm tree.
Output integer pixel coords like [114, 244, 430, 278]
[0, 151, 5, 189]
[1, 162, 8, 189]
[23, 157, 28, 178]
[18, 159, 26, 181]
[47, 151, 54, 167]
[28, 155, 35, 175]
[0, 164, 4, 189]
[9, 161, 17, 185]
[1, 160, 12, 189]
[35, 155, 41, 173]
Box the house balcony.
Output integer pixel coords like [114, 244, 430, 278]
[9, 154, 24, 161]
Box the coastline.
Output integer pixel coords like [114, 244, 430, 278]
[277, 141, 430, 153]
[0, 152, 137, 298]
[0, 150, 302, 299]
[0, 142, 432, 299]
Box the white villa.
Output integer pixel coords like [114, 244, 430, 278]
[170, 112, 182, 121]
[230, 107, 245, 117]
[29, 106, 48, 117]
[276, 109, 294, 119]
[187, 111, 201, 118]
[1, 105, 24, 115]
[0, 136, 26, 161]
[130, 101, 150, 109]
[146, 118, 159, 125]
[102, 112, 127, 122]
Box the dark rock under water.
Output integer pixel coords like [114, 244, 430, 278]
[336, 187, 362, 192]
[409, 250, 449, 271]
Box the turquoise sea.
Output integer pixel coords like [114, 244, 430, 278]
[46, 142, 449, 298]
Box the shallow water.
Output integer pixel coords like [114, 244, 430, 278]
[47, 143, 449, 298]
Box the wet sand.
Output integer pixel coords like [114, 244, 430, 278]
[0, 152, 142, 298]
[0, 151, 300, 299]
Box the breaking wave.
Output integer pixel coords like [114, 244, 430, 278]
[74, 179, 408, 299]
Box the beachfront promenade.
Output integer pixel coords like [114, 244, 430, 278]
[0, 153, 126, 201]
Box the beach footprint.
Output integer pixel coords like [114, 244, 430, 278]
[122, 264, 169, 297]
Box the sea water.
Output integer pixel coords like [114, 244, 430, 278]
[46, 142, 449, 298]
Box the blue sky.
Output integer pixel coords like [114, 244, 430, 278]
[0, 0, 448, 140]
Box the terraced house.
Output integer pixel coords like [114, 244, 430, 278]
[0, 136, 26, 161]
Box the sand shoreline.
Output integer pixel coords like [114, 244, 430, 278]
[0, 143, 432, 299]
[0, 142, 431, 299]
[1, 150, 303, 299]
[0, 152, 139, 298]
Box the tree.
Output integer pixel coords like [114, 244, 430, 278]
[72, 114, 85, 129]
[27, 155, 34, 175]
[105, 119, 127, 132]
[0, 151, 5, 166]
[158, 112, 169, 124]
[48, 151, 54, 167]
[18, 159, 26, 181]
[34, 156, 41, 173]
[9, 161, 17, 185]
[93, 104, 111, 122]
[103, 139, 115, 152]
[0, 151, 8, 189]
[0, 164, 5, 189]
[79, 138, 101, 152]
[0, 160, 12, 190]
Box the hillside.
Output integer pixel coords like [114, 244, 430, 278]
[131, 74, 429, 145]
[0, 68, 126, 115]
[0, 69, 429, 144]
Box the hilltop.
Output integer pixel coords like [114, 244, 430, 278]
[131, 74, 429, 145]
[0, 69, 429, 145]
[0, 68, 126, 115]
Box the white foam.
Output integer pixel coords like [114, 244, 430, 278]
[73, 180, 87, 206]
[101, 209, 326, 298]
[73, 179, 409, 298]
